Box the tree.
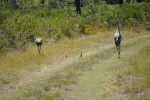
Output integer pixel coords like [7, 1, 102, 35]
[118, 0, 123, 4]
[94, 0, 99, 5]
[41, 0, 45, 8]
[74, 0, 81, 14]
[4, 0, 8, 2]
[106, 0, 124, 4]
[41, 0, 45, 4]
[126, 0, 131, 3]
[136, 0, 142, 3]
[11, 0, 16, 10]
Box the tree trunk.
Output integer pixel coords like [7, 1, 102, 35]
[41, 0, 45, 8]
[74, 0, 81, 14]
[41, 0, 44, 4]
[4, 0, 8, 2]
[136, 0, 142, 3]
[118, 0, 124, 4]
[126, 0, 131, 3]
[11, 0, 16, 10]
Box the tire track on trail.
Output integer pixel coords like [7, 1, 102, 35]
[0, 35, 150, 99]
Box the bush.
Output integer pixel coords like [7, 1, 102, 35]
[62, 26, 72, 38]
[0, 2, 150, 54]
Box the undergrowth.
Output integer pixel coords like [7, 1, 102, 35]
[0, 2, 150, 55]
[0, 1, 150, 99]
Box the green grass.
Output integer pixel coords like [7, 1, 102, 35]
[65, 32, 150, 100]
[124, 45, 150, 93]
[0, 30, 110, 86]
[107, 39, 150, 99]
[1, 1, 150, 99]
[0, 29, 148, 85]
[1, 30, 149, 99]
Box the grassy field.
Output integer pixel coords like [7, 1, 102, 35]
[0, 28, 150, 100]
[65, 35, 150, 100]
[1, 1, 150, 99]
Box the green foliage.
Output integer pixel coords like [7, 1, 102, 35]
[0, 1, 150, 54]
[62, 25, 72, 38]
[17, 0, 35, 10]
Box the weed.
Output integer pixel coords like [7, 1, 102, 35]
[123, 45, 150, 94]
[44, 85, 51, 91]
[62, 26, 72, 38]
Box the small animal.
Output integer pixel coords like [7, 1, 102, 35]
[65, 54, 68, 59]
[80, 52, 82, 57]
[114, 19, 122, 59]
[35, 37, 43, 53]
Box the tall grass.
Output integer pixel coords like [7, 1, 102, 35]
[5, 32, 149, 100]
[125, 45, 150, 92]
[4, 37, 115, 100]
[113, 45, 150, 100]
[0, 30, 111, 86]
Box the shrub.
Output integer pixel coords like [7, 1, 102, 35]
[62, 26, 72, 38]
[0, 2, 150, 54]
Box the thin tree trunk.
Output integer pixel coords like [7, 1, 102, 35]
[118, 0, 124, 4]
[4, 0, 8, 2]
[41, 0, 45, 4]
[126, 0, 131, 3]
[74, 0, 81, 14]
[11, 0, 16, 10]
[41, 0, 45, 8]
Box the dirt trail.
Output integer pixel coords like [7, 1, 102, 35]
[0, 43, 114, 100]
[64, 35, 150, 100]
[0, 34, 150, 99]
